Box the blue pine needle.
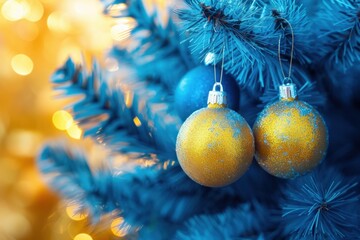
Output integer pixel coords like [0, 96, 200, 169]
[38, 142, 117, 221]
[38, 142, 280, 239]
[40, 0, 360, 238]
[51, 56, 180, 162]
[175, 201, 279, 240]
[316, 0, 360, 71]
[280, 168, 360, 239]
[177, 0, 312, 89]
[104, 0, 194, 90]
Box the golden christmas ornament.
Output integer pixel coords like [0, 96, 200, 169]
[176, 83, 254, 187]
[253, 83, 328, 179]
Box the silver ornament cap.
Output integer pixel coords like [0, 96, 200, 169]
[279, 81, 297, 100]
[208, 82, 227, 106]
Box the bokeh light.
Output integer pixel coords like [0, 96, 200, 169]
[67, 124, 82, 139]
[124, 91, 134, 108]
[52, 110, 74, 130]
[133, 116, 142, 127]
[73, 233, 93, 240]
[66, 204, 89, 221]
[0, 0, 114, 239]
[5, 130, 42, 157]
[110, 17, 136, 42]
[1, 0, 30, 21]
[110, 217, 128, 237]
[104, 57, 119, 72]
[11, 54, 34, 76]
[107, 3, 128, 17]
[47, 11, 71, 32]
[25, 0, 44, 22]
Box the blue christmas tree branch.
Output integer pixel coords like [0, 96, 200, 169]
[177, 0, 312, 89]
[38, 142, 191, 226]
[175, 201, 279, 240]
[38, 142, 279, 239]
[103, 0, 194, 90]
[280, 167, 360, 239]
[52, 57, 180, 162]
[38, 142, 117, 221]
[317, 0, 360, 71]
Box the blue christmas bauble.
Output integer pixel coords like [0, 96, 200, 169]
[175, 65, 240, 120]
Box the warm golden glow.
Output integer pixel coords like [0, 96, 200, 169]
[57, 38, 83, 65]
[5, 130, 42, 157]
[133, 116, 142, 127]
[124, 91, 134, 108]
[0, 0, 117, 239]
[25, 0, 44, 22]
[52, 110, 74, 130]
[47, 11, 71, 32]
[111, 17, 136, 42]
[1, 0, 30, 21]
[66, 204, 88, 221]
[67, 124, 82, 139]
[107, 3, 128, 17]
[15, 22, 39, 41]
[11, 54, 34, 76]
[111, 217, 127, 237]
[73, 233, 93, 240]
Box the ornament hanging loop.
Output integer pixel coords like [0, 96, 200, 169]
[212, 82, 224, 92]
[277, 18, 295, 83]
[208, 82, 227, 106]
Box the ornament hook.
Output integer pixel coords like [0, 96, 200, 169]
[212, 82, 224, 92]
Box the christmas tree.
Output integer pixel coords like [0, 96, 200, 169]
[38, 0, 360, 239]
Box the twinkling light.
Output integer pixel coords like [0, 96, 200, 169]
[5, 130, 42, 157]
[67, 124, 82, 139]
[73, 233, 93, 240]
[133, 117, 142, 127]
[105, 57, 119, 72]
[110, 17, 136, 42]
[25, 0, 44, 22]
[111, 217, 128, 237]
[66, 204, 88, 221]
[47, 11, 71, 32]
[124, 91, 134, 108]
[11, 54, 34, 76]
[107, 3, 128, 17]
[52, 110, 74, 130]
[1, 0, 30, 21]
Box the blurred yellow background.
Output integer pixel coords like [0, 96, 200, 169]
[0, 0, 115, 239]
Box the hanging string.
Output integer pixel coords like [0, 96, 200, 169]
[213, 44, 226, 85]
[219, 44, 226, 84]
[277, 18, 294, 83]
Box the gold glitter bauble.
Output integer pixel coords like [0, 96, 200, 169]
[176, 104, 254, 187]
[253, 99, 328, 179]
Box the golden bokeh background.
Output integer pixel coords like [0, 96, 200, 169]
[0, 0, 172, 238]
[0, 0, 123, 239]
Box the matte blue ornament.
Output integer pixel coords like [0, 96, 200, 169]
[175, 65, 240, 120]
